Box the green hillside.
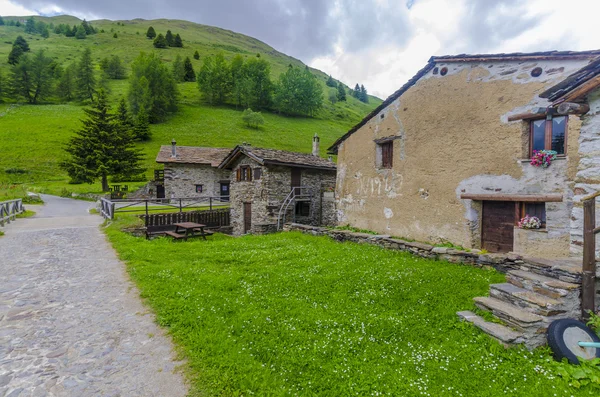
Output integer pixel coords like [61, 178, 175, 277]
[0, 15, 381, 197]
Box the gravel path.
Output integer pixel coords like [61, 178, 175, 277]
[0, 195, 188, 397]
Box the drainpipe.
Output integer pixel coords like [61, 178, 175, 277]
[171, 139, 177, 158]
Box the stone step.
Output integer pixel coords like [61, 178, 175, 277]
[519, 257, 583, 284]
[457, 311, 524, 345]
[489, 283, 565, 316]
[473, 297, 544, 332]
[506, 270, 580, 299]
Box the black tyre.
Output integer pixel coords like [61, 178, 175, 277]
[547, 318, 600, 364]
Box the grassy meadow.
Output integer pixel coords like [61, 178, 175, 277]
[105, 221, 599, 396]
[0, 16, 381, 197]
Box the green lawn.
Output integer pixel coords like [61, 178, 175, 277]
[105, 225, 597, 396]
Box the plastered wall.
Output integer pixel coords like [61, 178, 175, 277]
[336, 58, 589, 254]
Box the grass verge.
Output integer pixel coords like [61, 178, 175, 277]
[105, 220, 599, 396]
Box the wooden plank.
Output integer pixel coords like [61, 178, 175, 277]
[561, 75, 600, 103]
[461, 193, 562, 202]
[482, 201, 515, 253]
[582, 199, 596, 319]
[507, 111, 545, 122]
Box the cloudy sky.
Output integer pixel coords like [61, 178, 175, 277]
[1, 0, 599, 99]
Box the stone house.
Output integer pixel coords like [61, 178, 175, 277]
[218, 140, 336, 235]
[155, 141, 231, 200]
[328, 50, 600, 259]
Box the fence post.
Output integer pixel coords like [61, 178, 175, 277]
[582, 198, 597, 320]
[145, 200, 149, 218]
[210, 197, 213, 211]
[179, 199, 183, 213]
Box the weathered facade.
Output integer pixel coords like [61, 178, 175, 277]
[219, 145, 336, 235]
[329, 50, 600, 259]
[155, 142, 231, 200]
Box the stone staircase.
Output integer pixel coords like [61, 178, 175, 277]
[458, 257, 582, 349]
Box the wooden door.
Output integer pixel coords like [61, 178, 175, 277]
[156, 185, 165, 199]
[482, 201, 515, 253]
[243, 202, 252, 233]
[291, 168, 302, 188]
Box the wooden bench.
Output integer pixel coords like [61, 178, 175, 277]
[164, 231, 187, 240]
[145, 224, 215, 241]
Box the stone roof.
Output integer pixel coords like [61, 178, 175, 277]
[540, 57, 600, 101]
[327, 49, 600, 154]
[219, 146, 336, 171]
[156, 145, 231, 167]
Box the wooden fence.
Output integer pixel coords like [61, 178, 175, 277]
[0, 199, 24, 226]
[142, 209, 230, 228]
[100, 196, 229, 220]
[582, 192, 599, 319]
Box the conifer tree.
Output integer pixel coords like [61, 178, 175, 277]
[326, 75, 337, 87]
[173, 34, 183, 48]
[57, 63, 76, 101]
[146, 26, 156, 39]
[0, 70, 5, 102]
[14, 36, 30, 52]
[10, 50, 55, 104]
[165, 30, 174, 47]
[337, 83, 346, 101]
[353, 83, 360, 98]
[24, 17, 36, 33]
[153, 34, 167, 48]
[61, 89, 145, 191]
[0, 16, 5, 26]
[183, 57, 195, 82]
[193, 50, 200, 60]
[81, 19, 93, 35]
[76, 48, 96, 101]
[75, 25, 87, 39]
[8, 45, 23, 65]
[116, 97, 134, 132]
[133, 106, 151, 141]
[359, 84, 369, 103]
[171, 55, 185, 82]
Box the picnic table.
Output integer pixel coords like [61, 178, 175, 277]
[164, 222, 213, 241]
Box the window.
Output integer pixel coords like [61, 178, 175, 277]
[530, 116, 567, 156]
[236, 166, 253, 182]
[195, 184, 203, 193]
[380, 141, 393, 169]
[295, 201, 310, 216]
[253, 168, 262, 180]
[519, 202, 546, 227]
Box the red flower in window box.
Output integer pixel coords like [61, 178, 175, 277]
[530, 150, 557, 168]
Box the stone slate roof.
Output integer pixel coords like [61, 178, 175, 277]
[327, 49, 600, 154]
[539, 57, 600, 101]
[156, 146, 231, 167]
[219, 145, 336, 171]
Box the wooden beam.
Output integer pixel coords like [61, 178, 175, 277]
[460, 193, 563, 202]
[556, 102, 590, 115]
[561, 75, 600, 103]
[582, 198, 597, 319]
[507, 110, 546, 122]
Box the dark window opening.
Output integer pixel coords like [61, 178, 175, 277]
[519, 202, 546, 228]
[195, 184, 203, 193]
[381, 141, 393, 169]
[530, 116, 567, 156]
[295, 201, 310, 217]
[253, 167, 262, 180]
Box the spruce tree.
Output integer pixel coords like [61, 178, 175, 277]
[359, 84, 369, 103]
[75, 25, 87, 39]
[146, 26, 156, 39]
[165, 30, 174, 47]
[116, 97, 134, 132]
[133, 105, 151, 141]
[61, 89, 145, 190]
[10, 50, 55, 104]
[57, 63, 76, 101]
[172, 55, 185, 82]
[81, 19, 93, 35]
[76, 48, 96, 101]
[353, 83, 360, 98]
[8, 45, 23, 65]
[193, 50, 200, 60]
[326, 75, 337, 87]
[337, 83, 346, 101]
[174, 34, 183, 47]
[14, 36, 30, 52]
[183, 57, 195, 82]
[153, 34, 167, 48]
[24, 17, 36, 34]
[65, 25, 75, 37]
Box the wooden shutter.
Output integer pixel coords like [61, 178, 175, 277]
[236, 168, 241, 181]
[382, 142, 393, 168]
[253, 168, 262, 180]
[246, 167, 252, 181]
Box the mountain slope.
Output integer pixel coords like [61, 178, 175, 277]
[0, 16, 382, 194]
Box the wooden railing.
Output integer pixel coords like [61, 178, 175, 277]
[0, 199, 24, 226]
[100, 197, 230, 220]
[142, 208, 230, 228]
[582, 192, 600, 320]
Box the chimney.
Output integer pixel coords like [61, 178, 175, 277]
[171, 139, 177, 158]
[312, 133, 320, 157]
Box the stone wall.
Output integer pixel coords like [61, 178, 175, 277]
[229, 157, 336, 235]
[163, 163, 230, 199]
[570, 90, 600, 256]
[335, 58, 590, 255]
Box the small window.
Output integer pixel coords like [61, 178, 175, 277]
[195, 184, 203, 193]
[236, 166, 253, 182]
[519, 202, 546, 227]
[253, 168, 262, 180]
[295, 201, 310, 216]
[530, 116, 567, 156]
[380, 141, 393, 169]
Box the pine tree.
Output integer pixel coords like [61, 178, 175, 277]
[57, 63, 76, 101]
[75, 25, 87, 39]
[133, 105, 151, 141]
[326, 75, 337, 87]
[65, 25, 75, 37]
[337, 83, 347, 101]
[353, 83, 360, 98]
[183, 57, 195, 82]
[61, 89, 145, 190]
[10, 50, 55, 104]
[14, 36, 30, 52]
[24, 17, 36, 33]
[8, 45, 23, 65]
[359, 84, 369, 103]
[81, 19, 93, 35]
[174, 34, 183, 48]
[146, 26, 156, 39]
[116, 97, 133, 132]
[153, 34, 167, 48]
[171, 55, 185, 82]
[165, 30, 174, 47]
[76, 48, 96, 101]
[193, 50, 200, 60]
